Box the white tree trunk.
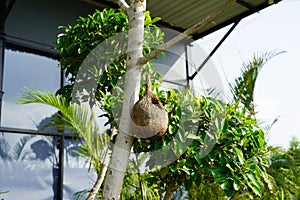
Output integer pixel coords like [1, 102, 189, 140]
[102, 0, 146, 199]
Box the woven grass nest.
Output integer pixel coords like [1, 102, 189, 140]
[130, 72, 168, 139]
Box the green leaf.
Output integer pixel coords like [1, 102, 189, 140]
[168, 124, 177, 134]
[176, 106, 182, 119]
[187, 134, 202, 140]
[181, 166, 190, 175]
[232, 177, 240, 191]
[144, 11, 152, 26]
[215, 118, 221, 130]
[226, 163, 234, 173]
[248, 183, 262, 197]
[169, 164, 177, 173]
[152, 17, 161, 24]
[214, 175, 227, 183]
[220, 181, 231, 190]
[232, 146, 245, 165]
[66, 43, 77, 54]
[221, 118, 228, 133]
[0, 190, 9, 195]
[178, 127, 186, 143]
[178, 159, 186, 168]
[159, 167, 169, 178]
[210, 167, 223, 177]
[247, 173, 261, 189]
[195, 152, 202, 165]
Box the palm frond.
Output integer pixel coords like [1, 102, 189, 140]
[18, 88, 109, 171]
[229, 51, 284, 114]
[18, 88, 88, 135]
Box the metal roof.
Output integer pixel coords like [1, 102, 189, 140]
[86, 0, 282, 39]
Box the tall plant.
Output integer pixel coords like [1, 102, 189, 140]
[18, 89, 110, 200]
[229, 51, 283, 115]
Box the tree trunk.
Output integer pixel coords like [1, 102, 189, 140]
[87, 147, 110, 200]
[102, 0, 146, 199]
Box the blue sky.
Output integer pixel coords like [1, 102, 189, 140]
[198, 0, 300, 148]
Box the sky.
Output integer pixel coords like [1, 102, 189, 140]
[197, 0, 300, 148]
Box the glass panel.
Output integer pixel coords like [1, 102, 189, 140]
[1, 49, 60, 129]
[0, 132, 58, 200]
[63, 138, 97, 199]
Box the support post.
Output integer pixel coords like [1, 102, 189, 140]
[185, 43, 190, 88]
[58, 134, 64, 200]
[0, 0, 6, 125]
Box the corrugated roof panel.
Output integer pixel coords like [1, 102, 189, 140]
[149, 1, 241, 28]
[193, 3, 248, 33]
[148, 0, 248, 32]
[94, 0, 282, 38]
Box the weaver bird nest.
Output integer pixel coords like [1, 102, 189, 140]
[130, 71, 168, 139]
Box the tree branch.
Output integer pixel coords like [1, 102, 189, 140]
[138, 0, 237, 66]
[86, 147, 111, 200]
[117, 0, 130, 13]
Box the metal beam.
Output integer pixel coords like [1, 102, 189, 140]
[0, 126, 74, 138]
[0, 0, 5, 126]
[189, 20, 241, 80]
[6, 39, 59, 59]
[185, 43, 190, 88]
[0, 35, 4, 125]
[0, 0, 5, 32]
[57, 134, 64, 200]
[192, 0, 281, 40]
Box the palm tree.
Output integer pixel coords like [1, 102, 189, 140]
[228, 51, 300, 199]
[229, 51, 283, 115]
[188, 51, 284, 199]
[18, 88, 110, 200]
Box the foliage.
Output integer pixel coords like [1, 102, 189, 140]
[188, 180, 226, 200]
[261, 138, 300, 199]
[120, 163, 161, 200]
[0, 191, 8, 195]
[187, 51, 299, 199]
[132, 85, 270, 199]
[229, 51, 283, 115]
[55, 8, 128, 103]
[187, 137, 300, 200]
[55, 8, 164, 106]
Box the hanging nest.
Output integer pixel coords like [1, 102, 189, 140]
[130, 71, 168, 139]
